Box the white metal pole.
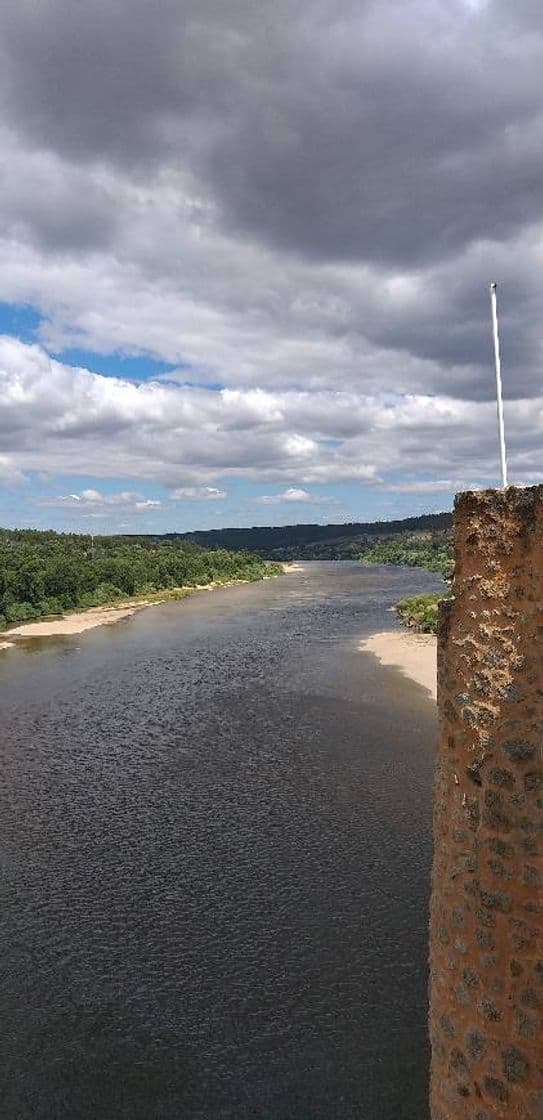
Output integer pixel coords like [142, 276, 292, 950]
[490, 281, 508, 489]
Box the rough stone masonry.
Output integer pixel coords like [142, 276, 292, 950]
[430, 486, 543, 1119]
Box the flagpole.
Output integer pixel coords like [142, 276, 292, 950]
[490, 282, 508, 489]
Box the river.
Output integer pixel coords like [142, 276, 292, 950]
[0, 562, 441, 1120]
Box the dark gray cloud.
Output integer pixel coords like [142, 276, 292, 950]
[1, 0, 541, 268]
[0, 0, 258, 163]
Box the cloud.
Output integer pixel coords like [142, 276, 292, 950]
[1, 0, 541, 272]
[1, 337, 543, 497]
[0, 1, 543, 516]
[382, 480, 456, 494]
[0, 453, 24, 483]
[171, 486, 227, 500]
[254, 488, 317, 506]
[40, 488, 162, 516]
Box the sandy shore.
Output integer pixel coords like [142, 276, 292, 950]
[282, 562, 305, 572]
[5, 603, 146, 640]
[0, 578, 257, 647]
[359, 630, 437, 700]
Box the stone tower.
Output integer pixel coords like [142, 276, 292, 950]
[430, 486, 543, 1119]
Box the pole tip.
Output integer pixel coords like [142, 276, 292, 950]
[490, 281, 497, 291]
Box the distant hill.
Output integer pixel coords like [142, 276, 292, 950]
[167, 510, 453, 560]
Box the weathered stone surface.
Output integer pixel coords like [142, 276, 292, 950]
[465, 1029, 487, 1061]
[483, 1077, 508, 1104]
[502, 1045, 530, 1083]
[430, 487, 543, 1118]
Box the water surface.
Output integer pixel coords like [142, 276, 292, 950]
[0, 562, 440, 1119]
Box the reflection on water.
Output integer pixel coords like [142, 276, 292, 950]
[0, 563, 440, 1120]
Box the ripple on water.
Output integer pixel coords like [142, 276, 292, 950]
[0, 562, 440, 1119]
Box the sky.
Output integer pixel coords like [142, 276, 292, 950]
[0, 0, 542, 533]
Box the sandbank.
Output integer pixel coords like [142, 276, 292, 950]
[359, 630, 437, 701]
[282, 562, 305, 572]
[5, 603, 145, 639]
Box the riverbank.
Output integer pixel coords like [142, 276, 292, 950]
[0, 578, 268, 648]
[359, 630, 437, 700]
[4, 602, 147, 641]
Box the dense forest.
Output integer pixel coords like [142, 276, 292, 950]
[176, 511, 453, 560]
[0, 529, 279, 630]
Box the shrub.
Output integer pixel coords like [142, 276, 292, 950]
[3, 600, 41, 623]
[395, 592, 449, 634]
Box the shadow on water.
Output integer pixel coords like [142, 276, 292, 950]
[0, 563, 440, 1120]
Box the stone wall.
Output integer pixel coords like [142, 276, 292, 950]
[430, 486, 543, 1119]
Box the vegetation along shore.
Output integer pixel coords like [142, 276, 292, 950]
[0, 529, 281, 644]
[359, 528, 453, 635]
[357, 523, 453, 697]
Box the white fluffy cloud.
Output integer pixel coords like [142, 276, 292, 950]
[254, 488, 316, 506]
[171, 486, 227, 501]
[1, 336, 543, 498]
[40, 489, 162, 515]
